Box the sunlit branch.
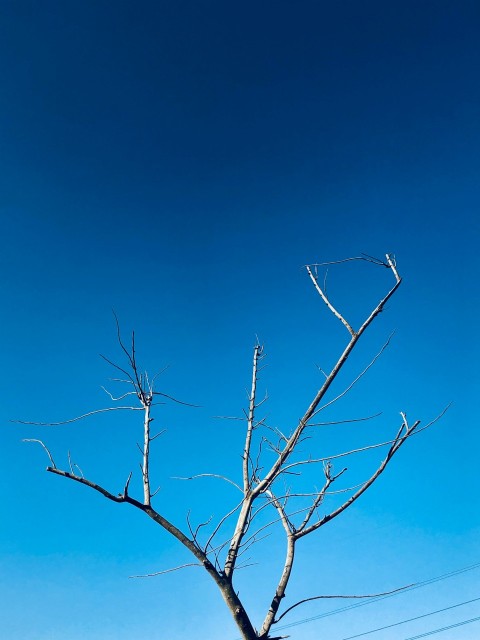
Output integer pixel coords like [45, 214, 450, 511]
[130, 563, 203, 578]
[259, 490, 296, 636]
[23, 438, 56, 468]
[14, 405, 144, 426]
[244, 343, 264, 493]
[306, 255, 391, 268]
[251, 256, 402, 502]
[281, 411, 445, 474]
[21, 253, 439, 640]
[100, 386, 137, 401]
[172, 473, 243, 493]
[294, 418, 420, 539]
[296, 462, 347, 534]
[307, 265, 355, 336]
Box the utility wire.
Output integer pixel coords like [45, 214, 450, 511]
[274, 560, 480, 631]
[402, 614, 480, 639]
[339, 595, 480, 639]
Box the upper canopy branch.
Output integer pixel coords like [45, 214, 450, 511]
[306, 253, 396, 268]
[243, 343, 265, 493]
[306, 265, 356, 335]
[251, 254, 402, 498]
[305, 254, 400, 338]
[294, 416, 420, 539]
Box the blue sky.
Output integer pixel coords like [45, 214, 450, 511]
[1, 1, 479, 638]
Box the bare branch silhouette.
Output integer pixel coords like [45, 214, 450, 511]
[20, 254, 440, 640]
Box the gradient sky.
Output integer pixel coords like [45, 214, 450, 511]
[1, 1, 479, 639]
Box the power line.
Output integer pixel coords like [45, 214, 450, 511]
[274, 560, 480, 631]
[339, 595, 480, 639]
[402, 614, 480, 639]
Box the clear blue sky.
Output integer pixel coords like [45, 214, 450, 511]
[1, 1, 479, 638]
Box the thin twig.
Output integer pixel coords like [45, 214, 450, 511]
[150, 429, 167, 442]
[308, 413, 382, 427]
[306, 255, 389, 268]
[274, 584, 415, 623]
[281, 409, 445, 474]
[101, 386, 137, 401]
[67, 450, 74, 475]
[99, 354, 136, 388]
[172, 474, 243, 493]
[152, 391, 200, 407]
[23, 439, 56, 468]
[312, 334, 394, 418]
[14, 406, 143, 426]
[129, 563, 203, 578]
[204, 499, 244, 553]
[123, 471, 133, 498]
[73, 463, 84, 478]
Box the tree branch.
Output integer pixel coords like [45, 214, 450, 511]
[294, 417, 420, 539]
[307, 265, 355, 336]
[308, 412, 382, 427]
[20, 254, 436, 640]
[251, 255, 402, 501]
[259, 490, 296, 637]
[173, 473, 243, 493]
[14, 405, 143, 426]
[243, 343, 264, 493]
[274, 583, 414, 624]
[23, 439, 56, 468]
[129, 563, 203, 578]
[295, 462, 348, 534]
[312, 334, 394, 417]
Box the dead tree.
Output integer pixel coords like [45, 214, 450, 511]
[20, 254, 442, 640]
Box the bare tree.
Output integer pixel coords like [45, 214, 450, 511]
[19, 254, 442, 640]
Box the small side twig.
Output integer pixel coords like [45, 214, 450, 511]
[129, 563, 203, 578]
[13, 405, 143, 426]
[172, 473, 243, 493]
[23, 438, 56, 468]
[274, 583, 415, 624]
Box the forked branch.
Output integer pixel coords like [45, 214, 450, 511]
[251, 255, 402, 504]
[21, 254, 437, 640]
